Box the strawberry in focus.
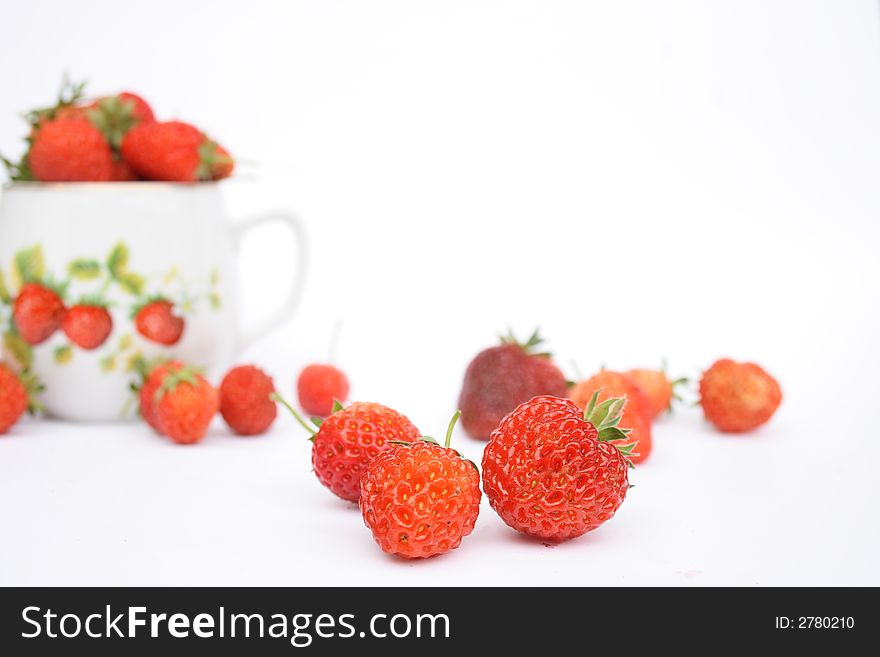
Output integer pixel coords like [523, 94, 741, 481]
[61, 302, 113, 350]
[120, 121, 234, 182]
[699, 358, 782, 433]
[219, 365, 277, 436]
[458, 329, 568, 440]
[360, 411, 481, 559]
[274, 395, 421, 502]
[569, 369, 654, 463]
[625, 367, 688, 419]
[13, 282, 66, 345]
[297, 363, 350, 417]
[134, 299, 184, 345]
[482, 394, 632, 542]
[153, 364, 218, 444]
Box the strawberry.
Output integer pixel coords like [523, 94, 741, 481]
[120, 121, 234, 182]
[482, 394, 632, 542]
[137, 359, 183, 434]
[27, 117, 123, 182]
[458, 329, 568, 440]
[153, 364, 219, 444]
[0, 364, 31, 434]
[569, 369, 654, 463]
[274, 396, 421, 502]
[134, 299, 184, 345]
[625, 367, 688, 419]
[219, 365, 277, 436]
[61, 302, 113, 350]
[297, 363, 350, 417]
[699, 358, 782, 433]
[86, 92, 155, 148]
[360, 412, 481, 559]
[13, 282, 66, 345]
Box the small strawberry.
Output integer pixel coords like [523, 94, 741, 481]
[482, 394, 632, 542]
[569, 369, 654, 463]
[137, 359, 183, 434]
[219, 365, 277, 436]
[0, 364, 36, 434]
[13, 282, 66, 345]
[699, 358, 782, 433]
[360, 411, 481, 559]
[61, 301, 113, 350]
[134, 298, 184, 345]
[27, 117, 122, 182]
[458, 329, 568, 440]
[625, 366, 688, 419]
[297, 363, 350, 417]
[153, 364, 219, 444]
[120, 121, 234, 182]
[86, 92, 155, 148]
[274, 395, 421, 502]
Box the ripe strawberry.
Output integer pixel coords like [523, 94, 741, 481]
[61, 302, 113, 350]
[13, 282, 66, 345]
[27, 117, 122, 182]
[153, 365, 219, 444]
[482, 394, 632, 541]
[219, 365, 277, 436]
[134, 299, 184, 345]
[86, 92, 155, 148]
[625, 367, 688, 419]
[0, 364, 29, 434]
[360, 412, 481, 559]
[569, 369, 653, 463]
[120, 121, 234, 182]
[297, 363, 350, 417]
[699, 358, 782, 433]
[274, 396, 421, 502]
[458, 329, 568, 440]
[137, 359, 183, 434]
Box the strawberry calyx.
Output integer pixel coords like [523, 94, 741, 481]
[499, 327, 551, 358]
[154, 364, 204, 403]
[86, 95, 143, 151]
[195, 140, 233, 181]
[413, 410, 479, 472]
[23, 76, 87, 129]
[583, 389, 637, 463]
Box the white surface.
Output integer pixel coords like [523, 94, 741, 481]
[1, 0, 879, 585]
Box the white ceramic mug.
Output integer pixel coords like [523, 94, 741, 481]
[0, 182, 306, 421]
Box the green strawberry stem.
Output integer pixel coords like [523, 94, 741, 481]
[270, 392, 318, 439]
[445, 410, 462, 448]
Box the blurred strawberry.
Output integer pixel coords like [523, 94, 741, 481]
[121, 121, 233, 182]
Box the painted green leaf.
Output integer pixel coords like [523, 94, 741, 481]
[68, 259, 102, 280]
[210, 268, 219, 286]
[107, 242, 129, 277]
[116, 272, 144, 296]
[99, 355, 117, 372]
[54, 345, 73, 365]
[0, 270, 10, 304]
[117, 333, 133, 351]
[14, 245, 44, 285]
[3, 331, 33, 370]
[208, 292, 221, 310]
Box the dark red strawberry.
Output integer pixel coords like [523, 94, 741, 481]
[13, 283, 66, 345]
[134, 299, 184, 345]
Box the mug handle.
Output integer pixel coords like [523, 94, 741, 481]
[230, 210, 308, 351]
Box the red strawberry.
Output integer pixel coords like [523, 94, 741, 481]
[458, 329, 568, 440]
[482, 394, 632, 542]
[134, 299, 184, 345]
[699, 358, 782, 433]
[625, 367, 688, 419]
[120, 121, 234, 182]
[219, 365, 277, 436]
[61, 303, 113, 350]
[360, 412, 481, 559]
[86, 92, 155, 149]
[297, 363, 350, 417]
[138, 359, 183, 434]
[13, 283, 66, 345]
[27, 117, 122, 182]
[153, 365, 219, 444]
[569, 370, 654, 463]
[274, 396, 421, 502]
[0, 364, 30, 434]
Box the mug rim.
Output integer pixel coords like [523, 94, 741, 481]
[1, 181, 222, 191]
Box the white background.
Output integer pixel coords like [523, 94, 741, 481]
[1, 0, 879, 585]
